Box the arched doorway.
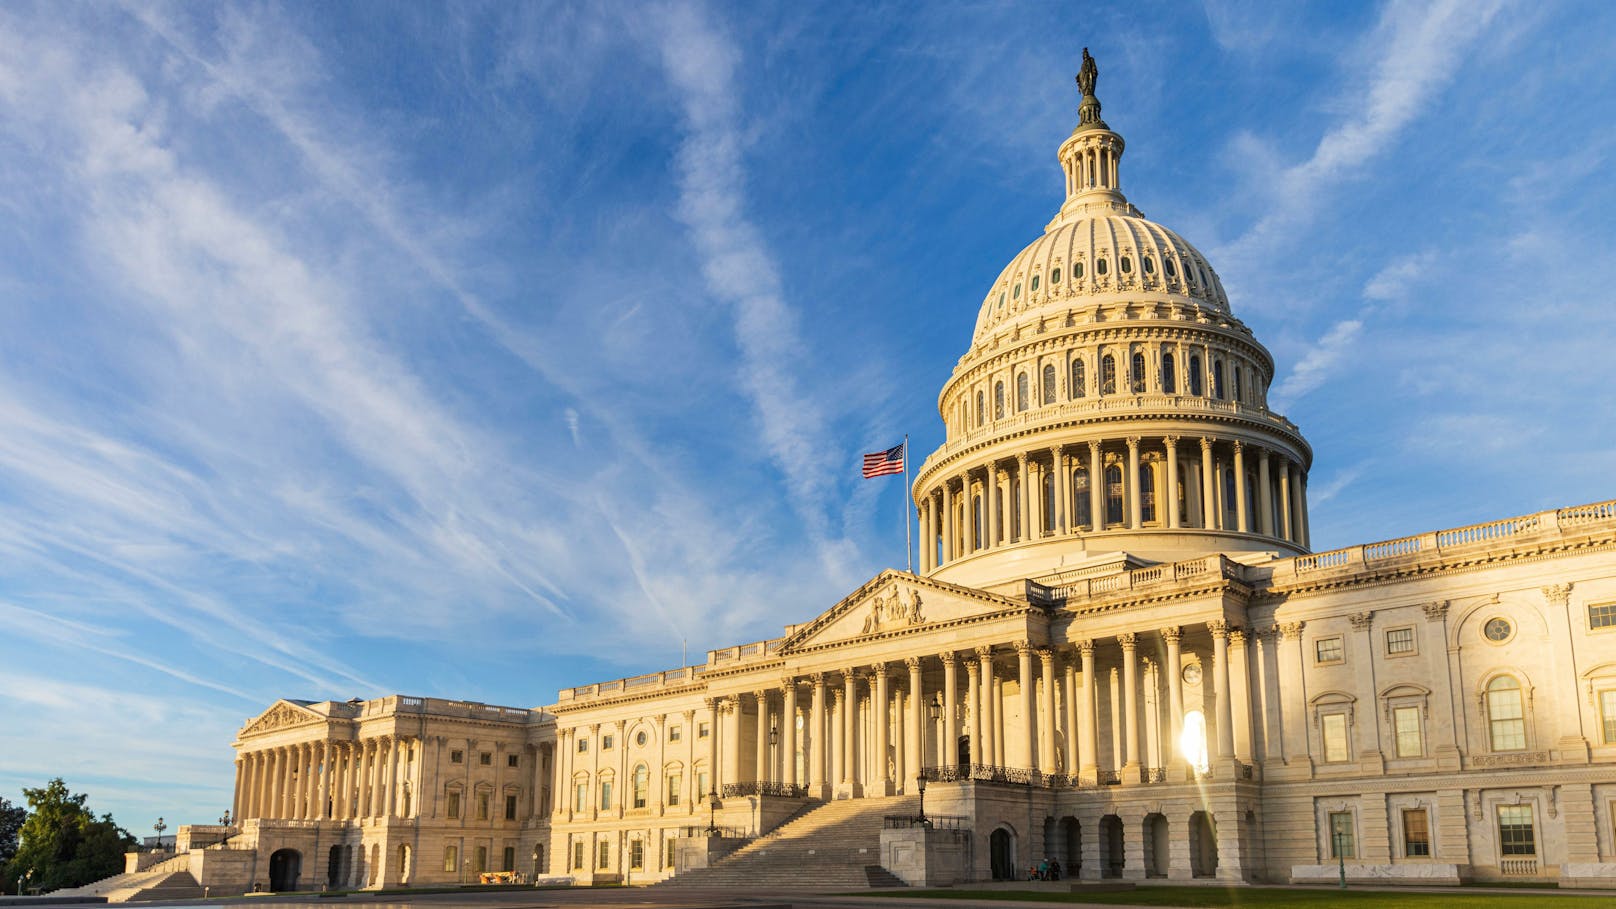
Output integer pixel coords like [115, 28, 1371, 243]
[326, 845, 343, 890]
[1143, 814, 1168, 878]
[1062, 817, 1081, 877]
[1100, 815, 1124, 879]
[268, 848, 301, 892]
[397, 844, 411, 885]
[532, 844, 545, 879]
[1190, 811, 1218, 878]
[989, 828, 1015, 880]
[957, 735, 971, 766]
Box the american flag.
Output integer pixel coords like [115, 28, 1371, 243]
[861, 442, 906, 478]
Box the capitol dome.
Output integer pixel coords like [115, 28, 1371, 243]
[914, 50, 1313, 592]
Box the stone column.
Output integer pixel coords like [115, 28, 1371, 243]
[978, 648, 997, 765]
[942, 482, 956, 564]
[1210, 621, 1235, 760]
[1163, 627, 1185, 769]
[1126, 437, 1142, 528]
[966, 651, 982, 764]
[1230, 630, 1254, 763]
[960, 472, 974, 555]
[1200, 437, 1217, 529]
[1119, 633, 1140, 775]
[809, 674, 827, 794]
[704, 699, 720, 796]
[1164, 437, 1180, 529]
[1038, 648, 1057, 773]
[1017, 453, 1031, 541]
[1278, 459, 1293, 543]
[1290, 466, 1307, 545]
[841, 669, 860, 794]
[753, 690, 771, 783]
[1232, 441, 1249, 533]
[316, 742, 331, 820]
[1257, 449, 1274, 536]
[906, 657, 924, 785]
[1053, 447, 1068, 533]
[1274, 623, 1307, 764]
[782, 678, 798, 788]
[386, 737, 401, 817]
[940, 652, 959, 767]
[984, 464, 999, 549]
[1298, 471, 1311, 548]
[1087, 441, 1104, 530]
[1063, 656, 1079, 774]
[1078, 641, 1098, 778]
[1016, 642, 1036, 769]
[873, 665, 892, 794]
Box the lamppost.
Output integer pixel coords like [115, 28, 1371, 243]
[17, 869, 33, 896]
[219, 810, 232, 827]
[154, 817, 167, 852]
[768, 724, 778, 788]
[706, 791, 720, 836]
[1333, 828, 1347, 889]
[917, 693, 941, 826]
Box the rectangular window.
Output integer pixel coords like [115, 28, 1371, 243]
[450, 749, 464, 764]
[1322, 712, 1350, 762]
[1498, 805, 1536, 856]
[1315, 637, 1344, 664]
[1590, 602, 1616, 629]
[443, 844, 458, 873]
[447, 791, 461, 819]
[474, 845, 487, 873]
[696, 770, 709, 799]
[480, 751, 492, 766]
[572, 841, 583, 870]
[505, 794, 518, 821]
[667, 774, 682, 806]
[602, 734, 614, 750]
[1403, 809, 1430, 857]
[1386, 627, 1416, 655]
[599, 781, 612, 811]
[574, 783, 586, 813]
[1329, 811, 1355, 858]
[597, 840, 610, 870]
[629, 839, 644, 870]
[1602, 690, 1616, 744]
[669, 726, 682, 742]
[1394, 706, 1423, 758]
[502, 846, 515, 872]
[577, 739, 588, 753]
[507, 753, 519, 768]
[698, 722, 710, 738]
[477, 792, 490, 820]
[666, 835, 677, 868]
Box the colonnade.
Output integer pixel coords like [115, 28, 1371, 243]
[918, 435, 1309, 571]
[691, 623, 1253, 799]
[234, 736, 420, 823]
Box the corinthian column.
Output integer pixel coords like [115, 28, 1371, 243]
[1038, 648, 1057, 773]
[1087, 441, 1104, 530]
[1077, 641, 1098, 778]
[809, 675, 826, 794]
[1017, 454, 1031, 541]
[940, 652, 959, 767]
[966, 651, 982, 764]
[984, 465, 999, 549]
[959, 472, 974, 555]
[1126, 437, 1142, 528]
[1232, 441, 1249, 532]
[1016, 642, 1036, 769]
[1164, 437, 1180, 529]
[1200, 437, 1217, 529]
[873, 665, 891, 794]
[905, 657, 924, 786]
[1162, 627, 1184, 768]
[1119, 633, 1140, 775]
[753, 690, 770, 784]
[1210, 621, 1235, 760]
[781, 678, 798, 788]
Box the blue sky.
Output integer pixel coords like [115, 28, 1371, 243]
[2, 0, 1613, 832]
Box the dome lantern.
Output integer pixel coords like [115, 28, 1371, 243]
[1056, 49, 1128, 222]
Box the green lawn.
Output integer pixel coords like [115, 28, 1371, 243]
[867, 887, 1605, 908]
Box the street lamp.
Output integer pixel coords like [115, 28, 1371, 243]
[219, 810, 232, 827]
[918, 693, 942, 825]
[706, 791, 721, 836]
[1333, 828, 1347, 889]
[154, 817, 167, 852]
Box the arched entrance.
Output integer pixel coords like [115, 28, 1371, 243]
[1100, 815, 1124, 879]
[1062, 817, 1081, 877]
[957, 735, 971, 766]
[989, 828, 1015, 880]
[1143, 814, 1168, 878]
[532, 844, 545, 879]
[397, 844, 411, 885]
[1190, 811, 1218, 878]
[326, 845, 343, 890]
[268, 848, 301, 892]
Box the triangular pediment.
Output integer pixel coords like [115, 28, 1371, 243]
[239, 699, 323, 737]
[778, 570, 1024, 653]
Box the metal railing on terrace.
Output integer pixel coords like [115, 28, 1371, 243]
[1286, 499, 1616, 578]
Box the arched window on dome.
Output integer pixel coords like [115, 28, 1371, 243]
[1189, 355, 1204, 396]
[1130, 352, 1146, 393]
[994, 382, 1005, 420]
[1074, 261, 1085, 280]
[1042, 364, 1057, 405]
[1073, 466, 1091, 530]
[1013, 283, 1021, 300]
[1143, 257, 1155, 275]
[1096, 258, 1109, 276]
[1051, 266, 1063, 284]
[1213, 358, 1226, 400]
[1165, 258, 1177, 278]
[976, 390, 985, 426]
[1042, 471, 1056, 534]
[1139, 462, 1156, 524]
[973, 492, 984, 550]
[1016, 372, 1029, 411]
[1233, 364, 1244, 403]
[1223, 466, 1238, 528]
[1104, 464, 1124, 527]
[1120, 256, 1132, 274]
[1031, 274, 1041, 293]
[1161, 349, 1177, 394]
[1071, 359, 1086, 398]
[1101, 355, 1117, 395]
[1486, 676, 1527, 751]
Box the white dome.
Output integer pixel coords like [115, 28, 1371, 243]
[971, 211, 1230, 347]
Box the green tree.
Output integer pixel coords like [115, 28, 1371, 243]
[0, 795, 26, 893]
[6, 779, 134, 893]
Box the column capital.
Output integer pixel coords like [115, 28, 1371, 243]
[1076, 639, 1095, 656]
[904, 656, 923, 671]
[973, 645, 993, 660]
[1348, 611, 1375, 631]
[752, 688, 769, 703]
[1207, 618, 1230, 638]
[869, 662, 891, 679]
[1422, 601, 1450, 622]
[1036, 646, 1055, 664]
[780, 675, 796, 691]
[1229, 629, 1247, 647]
[1542, 583, 1573, 607]
[1199, 436, 1214, 452]
[939, 651, 957, 667]
[1231, 439, 1244, 453]
[1117, 632, 1138, 649]
[703, 697, 719, 711]
[808, 671, 825, 685]
[1016, 451, 1029, 465]
[1125, 436, 1140, 450]
[1163, 435, 1179, 446]
[840, 667, 859, 684]
[1014, 639, 1034, 656]
[682, 709, 696, 722]
[1277, 620, 1306, 641]
[1160, 625, 1181, 643]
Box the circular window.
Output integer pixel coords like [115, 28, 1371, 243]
[1120, 256, 1132, 274]
[1484, 618, 1513, 643]
[635, 731, 648, 746]
[1013, 283, 1021, 300]
[1031, 275, 1040, 292]
[1096, 258, 1108, 276]
[1182, 663, 1202, 685]
[1051, 267, 1063, 284]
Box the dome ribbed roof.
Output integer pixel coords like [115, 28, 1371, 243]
[971, 211, 1230, 346]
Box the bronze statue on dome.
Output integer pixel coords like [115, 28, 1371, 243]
[1077, 47, 1098, 98]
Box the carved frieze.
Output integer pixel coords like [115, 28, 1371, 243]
[241, 702, 318, 737]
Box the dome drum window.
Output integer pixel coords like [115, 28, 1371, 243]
[1143, 257, 1155, 275]
[1013, 283, 1022, 300]
[1074, 262, 1085, 279]
[1031, 275, 1040, 292]
[1096, 258, 1108, 276]
[1051, 267, 1062, 284]
[1120, 256, 1132, 274]
[1164, 258, 1177, 278]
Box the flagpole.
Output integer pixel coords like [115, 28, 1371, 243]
[903, 434, 912, 574]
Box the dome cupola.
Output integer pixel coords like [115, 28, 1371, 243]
[913, 51, 1314, 594]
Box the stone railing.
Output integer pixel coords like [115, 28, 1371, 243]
[1035, 554, 1235, 603]
[557, 665, 705, 702]
[1500, 857, 1539, 877]
[1288, 499, 1616, 578]
[721, 781, 807, 799]
[884, 814, 969, 830]
[708, 638, 784, 666]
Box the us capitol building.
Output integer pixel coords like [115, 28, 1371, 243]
[108, 53, 1616, 897]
